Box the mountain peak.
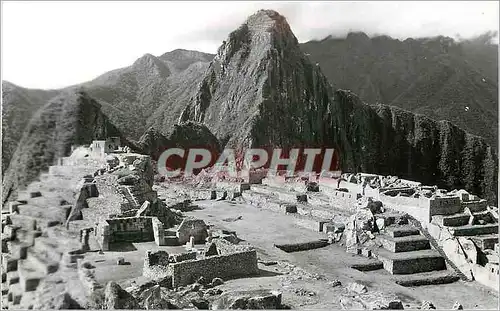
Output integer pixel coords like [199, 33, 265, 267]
[346, 32, 371, 45]
[132, 53, 171, 77]
[246, 9, 290, 32]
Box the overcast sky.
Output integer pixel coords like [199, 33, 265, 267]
[2, 1, 498, 89]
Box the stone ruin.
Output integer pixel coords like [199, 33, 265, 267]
[143, 236, 259, 288]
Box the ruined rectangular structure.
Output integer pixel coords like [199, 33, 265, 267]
[168, 249, 258, 287]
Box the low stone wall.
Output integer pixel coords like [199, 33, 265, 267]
[462, 199, 487, 212]
[274, 240, 329, 252]
[169, 250, 259, 287]
[429, 196, 461, 217]
[322, 188, 360, 210]
[169, 252, 197, 263]
[216, 181, 250, 193]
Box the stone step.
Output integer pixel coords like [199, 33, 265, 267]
[26, 249, 59, 275]
[450, 223, 498, 236]
[18, 290, 37, 309]
[17, 258, 45, 292]
[164, 230, 177, 237]
[376, 213, 408, 226]
[164, 236, 180, 246]
[6, 241, 30, 259]
[462, 200, 488, 213]
[350, 260, 384, 271]
[392, 270, 460, 287]
[1, 294, 8, 306]
[15, 229, 42, 246]
[7, 214, 37, 231]
[385, 225, 420, 238]
[6, 271, 19, 285]
[33, 237, 60, 258]
[17, 205, 65, 226]
[7, 283, 23, 305]
[379, 234, 430, 252]
[2, 224, 21, 241]
[374, 248, 446, 275]
[472, 211, 497, 225]
[2, 253, 19, 272]
[469, 234, 498, 250]
[433, 213, 470, 227]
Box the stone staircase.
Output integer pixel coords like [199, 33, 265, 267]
[1, 213, 64, 308]
[374, 225, 447, 274]
[375, 222, 460, 285]
[349, 211, 461, 287]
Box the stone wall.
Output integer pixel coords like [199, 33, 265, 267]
[429, 196, 461, 217]
[106, 216, 154, 243]
[462, 199, 488, 212]
[143, 250, 171, 280]
[169, 252, 197, 263]
[177, 218, 208, 244]
[96, 222, 110, 251]
[379, 194, 431, 223]
[169, 250, 258, 287]
[323, 188, 360, 210]
[425, 220, 499, 291]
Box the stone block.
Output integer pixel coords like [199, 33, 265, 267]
[2, 254, 18, 272]
[9, 202, 21, 214]
[347, 282, 367, 294]
[318, 221, 329, 232]
[285, 204, 297, 213]
[296, 194, 308, 203]
[361, 248, 372, 257]
[6, 271, 19, 285]
[3, 225, 20, 241]
[376, 218, 385, 231]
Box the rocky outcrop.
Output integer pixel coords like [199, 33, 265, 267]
[180, 10, 334, 150]
[136, 122, 221, 161]
[104, 281, 140, 309]
[179, 9, 497, 203]
[2, 90, 125, 205]
[211, 289, 283, 309]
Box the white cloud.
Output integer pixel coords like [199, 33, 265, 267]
[2, 1, 498, 89]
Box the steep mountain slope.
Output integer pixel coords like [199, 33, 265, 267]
[300, 33, 498, 148]
[1, 81, 59, 173]
[179, 9, 497, 203]
[2, 90, 126, 204]
[1, 49, 214, 175]
[135, 121, 221, 161]
[77, 49, 214, 139]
